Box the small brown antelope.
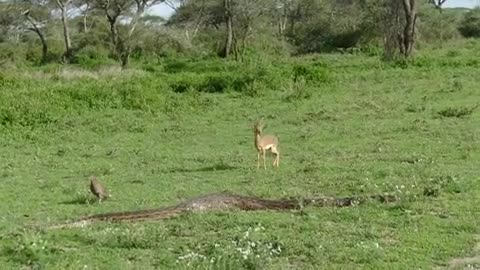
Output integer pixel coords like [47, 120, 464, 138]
[89, 176, 110, 202]
[254, 120, 280, 169]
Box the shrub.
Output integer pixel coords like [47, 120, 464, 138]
[164, 59, 189, 73]
[292, 64, 330, 85]
[0, 42, 27, 66]
[63, 81, 116, 109]
[0, 72, 21, 88]
[169, 72, 207, 93]
[417, 4, 462, 42]
[231, 72, 256, 93]
[116, 79, 167, 111]
[72, 45, 113, 69]
[458, 8, 480, 38]
[204, 73, 236, 93]
[437, 106, 477, 118]
[282, 76, 312, 102]
[0, 97, 59, 128]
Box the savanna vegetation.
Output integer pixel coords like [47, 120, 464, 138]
[0, 0, 479, 269]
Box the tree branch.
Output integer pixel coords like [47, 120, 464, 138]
[164, 0, 178, 11]
[55, 0, 64, 9]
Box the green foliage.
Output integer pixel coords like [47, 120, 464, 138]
[294, 26, 365, 53]
[169, 72, 207, 93]
[423, 175, 465, 197]
[163, 59, 312, 96]
[0, 74, 168, 128]
[136, 29, 190, 59]
[24, 38, 63, 65]
[175, 224, 283, 269]
[417, 3, 463, 42]
[72, 46, 113, 69]
[288, 0, 380, 53]
[0, 77, 59, 128]
[292, 63, 330, 85]
[3, 231, 52, 268]
[282, 76, 312, 101]
[168, 71, 259, 94]
[458, 8, 480, 38]
[437, 105, 477, 118]
[0, 42, 26, 65]
[0, 0, 476, 65]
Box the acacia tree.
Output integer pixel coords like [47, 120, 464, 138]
[219, 0, 271, 58]
[379, 0, 417, 59]
[22, 8, 50, 63]
[0, 2, 22, 42]
[428, 0, 447, 43]
[94, 0, 165, 68]
[270, 0, 300, 37]
[165, 0, 215, 46]
[73, 0, 95, 33]
[221, 0, 233, 57]
[428, 0, 447, 13]
[400, 0, 417, 58]
[167, 0, 271, 58]
[54, 0, 74, 61]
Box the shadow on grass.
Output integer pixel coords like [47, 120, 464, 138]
[129, 180, 146, 184]
[61, 195, 98, 205]
[166, 163, 237, 173]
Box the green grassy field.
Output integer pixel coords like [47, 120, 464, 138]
[0, 43, 479, 269]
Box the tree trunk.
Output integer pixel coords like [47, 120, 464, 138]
[288, 5, 301, 36]
[220, 0, 233, 58]
[83, 14, 88, 33]
[60, 7, 72, 61]
[55, 0, 73, 62]
[278, 3, 288, 36]
[382, 0, 402, 60]
[107, 18, 119, 57]
[39, 31, 48, 64]
[120, 50, 130, 69]
[109, 21, 129, 68]
[24, 14, 48, 64]
[120, 56, 128, 69]
[438, 8, 443, 45]
[102, 0, 148, 68]
[401, 0, 417, 58]
[435, 0, 446, 46]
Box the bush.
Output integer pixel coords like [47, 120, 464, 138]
[72, 45, 113, 69]
[204, 73, 237, 93]
[169, 72, 207, 93]
[164, 59, 294, 95]
[416, 3, 462, 42]
[117, 80, 166, 111]
[282, 76, 312, 102]
[0, 43, 27, 65]
[437, 106, 477, 118]
[292, 64, 330, 85]
[458, 8, 480, 38]
[168, 72, 243, 94]
[0, 94, 59, 128]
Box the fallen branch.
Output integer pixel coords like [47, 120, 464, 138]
[48, 192, 398, 229]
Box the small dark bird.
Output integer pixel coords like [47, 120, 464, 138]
[90, 176, 110, 202]
[22, 9, 30, 16]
